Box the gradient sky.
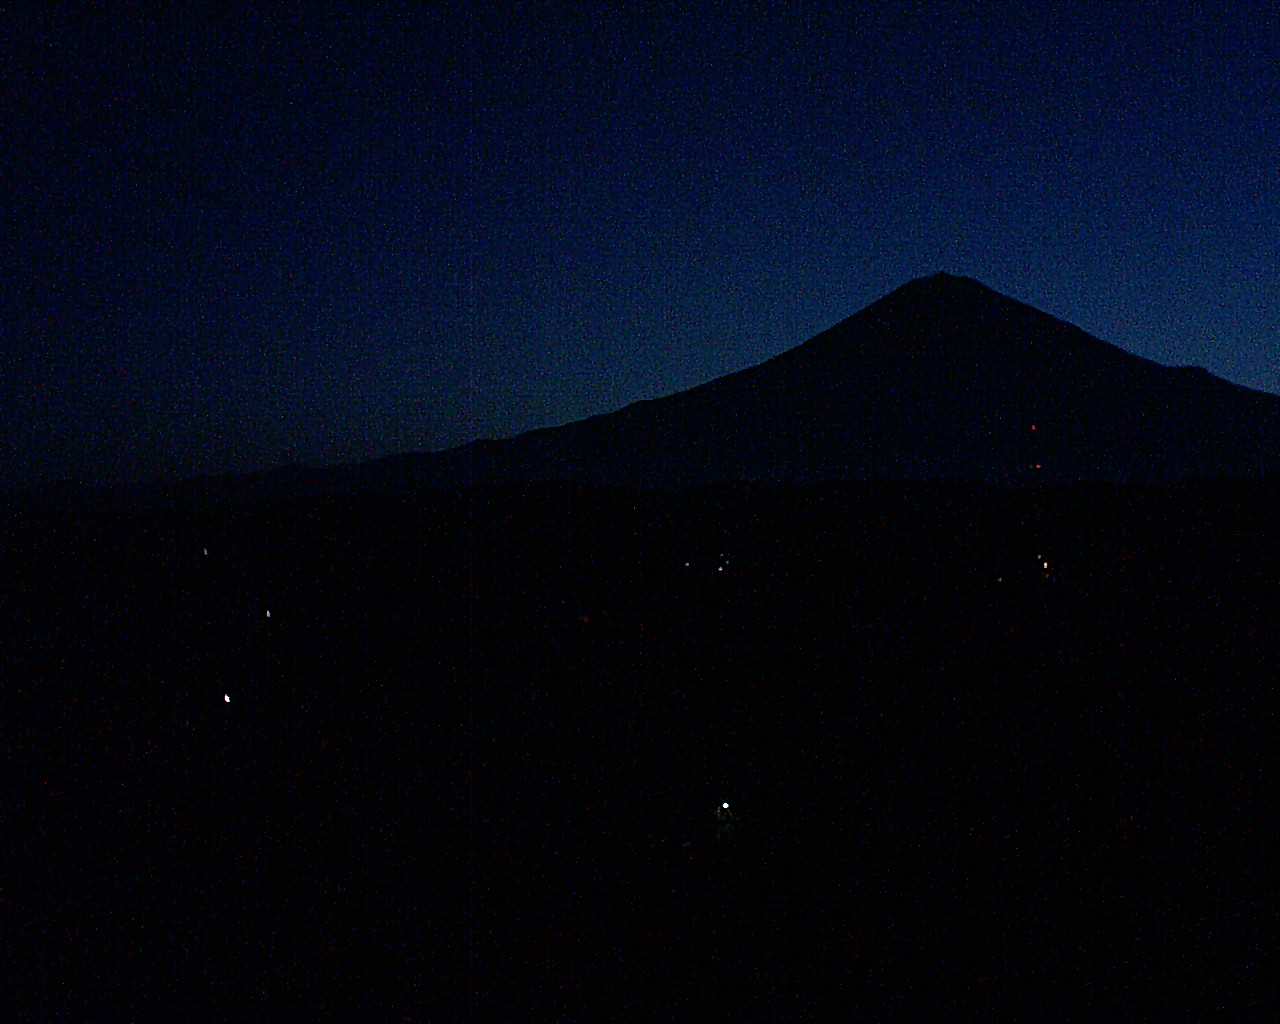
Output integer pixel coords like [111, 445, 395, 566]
[4, 2, 1276, 488]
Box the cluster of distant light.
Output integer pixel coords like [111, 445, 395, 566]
[203, 542, 276, 707]
[683, 552, 732, 574]
[995, 551, 1054, 585]
[215, 507, 1056, 708]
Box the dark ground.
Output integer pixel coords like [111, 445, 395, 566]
[3, 481, 1273, 1019]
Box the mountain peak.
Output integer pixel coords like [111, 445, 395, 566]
[901, 271, 996, 296]
[856, 273, 1019, 333]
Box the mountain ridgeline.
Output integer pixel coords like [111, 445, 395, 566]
[348, 273, 1276, 492]
[40, 272, 1270, 510]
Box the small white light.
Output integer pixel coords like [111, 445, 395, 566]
[722, 801, 730, 810]
[202, 547, 208, 557]
[1043, 561, 1049, 570]
[266, 609, 271, 619]
[224, 694, 230, 703]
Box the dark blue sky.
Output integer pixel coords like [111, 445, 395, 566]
[4, 3, 1276, 488]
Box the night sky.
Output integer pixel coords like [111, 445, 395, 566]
[4, 3, 1276, 489]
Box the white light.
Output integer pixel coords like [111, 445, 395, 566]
[722, 801, 730, 810]
[266, 609, 271, 619]
[224, 694, 230, 703]
[202, 547, 208, 557]
[1043, 561, 1049, 570]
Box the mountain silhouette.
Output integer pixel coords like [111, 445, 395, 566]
[91, 272, 1272, 509]
[364, 273, 1277, 489]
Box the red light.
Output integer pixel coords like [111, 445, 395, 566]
[1030, 424, 1037, 432]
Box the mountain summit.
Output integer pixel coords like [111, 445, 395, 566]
[374, 274, 1280, 489]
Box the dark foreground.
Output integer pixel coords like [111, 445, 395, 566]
[4, 481, 1273, 1019]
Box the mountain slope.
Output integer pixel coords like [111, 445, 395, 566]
[378, 273, 1277, 488]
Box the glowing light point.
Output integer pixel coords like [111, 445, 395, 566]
[1043, 561, 1050, 570]
[266, 609, 271, 619]
[722, 801, 730, 810]
[223, 694, 230, 704]
[202, 547, 208, 557]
